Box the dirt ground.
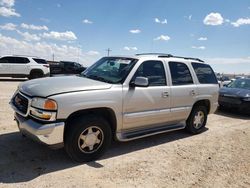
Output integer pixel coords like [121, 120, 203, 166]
[0, 79, 249, 188]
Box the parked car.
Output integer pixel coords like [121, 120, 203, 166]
[0, 55, 50, 79]
[49, 61, 86, 75]
[10, 53, 219, 162]
[217, 76, 231, 87]
[219, 78, 250, 113]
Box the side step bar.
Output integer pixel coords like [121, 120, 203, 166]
[116, 123, 185, 141]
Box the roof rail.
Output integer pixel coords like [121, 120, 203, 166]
[171, 56, 204, 62]
[136, 53, 173, 57]
[12, 54, 40, 58]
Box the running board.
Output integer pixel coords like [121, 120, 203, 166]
[116, 123, 185, 141]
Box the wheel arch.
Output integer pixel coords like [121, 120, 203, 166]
[64, 107, 117, 142]
[192, 99, 211, 114]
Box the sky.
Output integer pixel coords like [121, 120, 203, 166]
[0, 0, 250, 74]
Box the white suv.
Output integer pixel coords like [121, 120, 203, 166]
[0, 55, 50, 79]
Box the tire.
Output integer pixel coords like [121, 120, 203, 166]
[64, 115, 112, 162]
[185, 106, 207, 134]
[29, 70, 44, 79]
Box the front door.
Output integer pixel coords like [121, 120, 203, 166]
[122, 60, 171, 130]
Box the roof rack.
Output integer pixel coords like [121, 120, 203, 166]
[12, 54, 40, 58]
[135, 53, 204, 62]
[171, 56, 204, 62]
[136, 53, 173, 57]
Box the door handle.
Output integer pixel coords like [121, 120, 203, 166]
[162, 91, 169, 98]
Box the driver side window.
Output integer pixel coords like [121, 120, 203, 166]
[132, 60, 166, 86]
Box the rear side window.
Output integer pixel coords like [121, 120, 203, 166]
[0, 57, 16, 63]
[15, 57, 30, 64]
[169, 62, 193, 85]
[33, 58, 47, 64]
[191, 63, 218, 84]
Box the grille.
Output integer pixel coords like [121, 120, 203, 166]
[13, 93, 29, 115]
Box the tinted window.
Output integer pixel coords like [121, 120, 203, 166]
[15, 57, 29, 64]
[192, 63, 218, 84]
[133, 60, 166, 86]
[33, 58, 47, 64]
[169, 62, 193, 85]
[0, 57, 16, 63]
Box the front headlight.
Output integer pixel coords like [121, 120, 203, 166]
[30, 98, 57, 121]
[31, 98, 57, 110]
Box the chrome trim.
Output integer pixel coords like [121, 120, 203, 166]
[10, 91, 32, 117]
[15, 113, 64, 145]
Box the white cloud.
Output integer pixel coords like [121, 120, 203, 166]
[198, 37, 207, 41]
[205, 57, 250, 65]
[17, 30, 41, 41]
[0, 6, 20, 17]
[41, 31, 77, 41]
[129, 29, 141, 34]
[123, 46, 138, 51]
[155, 18, 160, 23]
[192, 46, 206, 50]
[0, 22, 16, 30]
[154, 35, 170, 41]
[203, 12, 224, 26]
[231, 18, 250, 27]
[0, 34, 99, 66]
[86, 51, 100, 56]
[56, 3, 61, 8]
[188, 15, 192, 20]
[0, 0, 14, 7]
[21, 23, 49, 31]
[40, 18, 50, 23]
[82, 19, 93, 24]
[154, 18, 167, 24]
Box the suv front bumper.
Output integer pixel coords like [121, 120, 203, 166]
[14, 113, 64, 146]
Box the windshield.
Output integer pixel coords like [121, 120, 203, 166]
[81, 57, 138, 84]
[227, 79, 250, 90]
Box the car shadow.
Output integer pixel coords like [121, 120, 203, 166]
[0, 128, 202, 183]
[215, 109, 250, 120]
[0, 78, 28, 82]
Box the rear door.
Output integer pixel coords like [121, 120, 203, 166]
[168, 61, 197, 121]
[11, 57, 30, 75]
[0, 56, 16, 75]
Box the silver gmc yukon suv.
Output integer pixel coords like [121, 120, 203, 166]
[10, 53, 219, 162]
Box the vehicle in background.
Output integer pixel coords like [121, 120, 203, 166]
[235, 76, 245, 80]
[49, 61, 86, 75]
[0, 55, 50, 79]
[217, 76, 232, 87]
[219, 78, 250, 114]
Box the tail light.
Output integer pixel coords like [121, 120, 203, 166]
[43, 64, 50, 68]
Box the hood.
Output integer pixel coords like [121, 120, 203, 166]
[19, 76, 112, 97]
[219, 87, 250, 98]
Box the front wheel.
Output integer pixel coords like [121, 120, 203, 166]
[64, 115, 112, 162]
[185, 106, 207, 134]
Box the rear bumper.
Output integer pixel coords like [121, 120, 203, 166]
[14, 113, 64, 146]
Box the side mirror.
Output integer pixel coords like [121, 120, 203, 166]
[130, 77, 149, 87]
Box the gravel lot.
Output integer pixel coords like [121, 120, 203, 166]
[0, 79, 249, 188]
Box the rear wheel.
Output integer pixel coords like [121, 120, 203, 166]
[29, 70, 44, 79]
[64, 115, 112, 162]
[185, 106, 207, 134]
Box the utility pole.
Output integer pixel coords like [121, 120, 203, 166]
[52, 53, 55, 61]
[106, 48, 111, 56]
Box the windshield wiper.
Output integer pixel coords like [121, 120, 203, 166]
[86, 74, 113, 84]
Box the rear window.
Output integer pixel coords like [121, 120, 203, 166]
[33, 58, 47, 64]
[191, 63, 218, 84]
